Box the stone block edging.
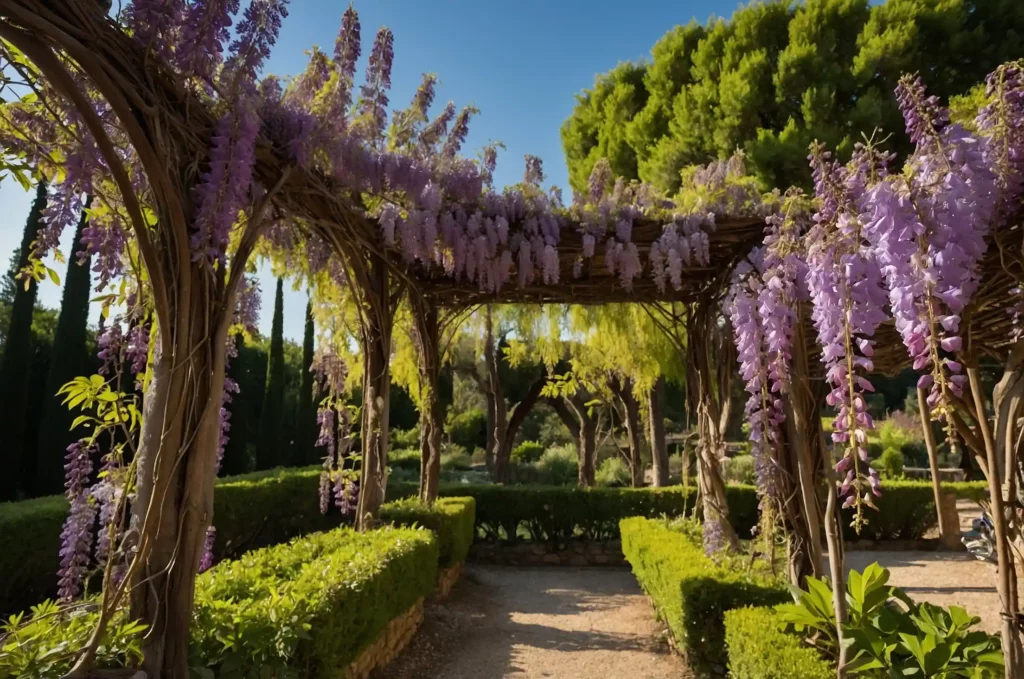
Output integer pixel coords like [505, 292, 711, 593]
[345, 598, 424, 679]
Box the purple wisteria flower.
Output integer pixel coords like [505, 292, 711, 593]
[58, 441, 96, 601]
[199, 526, 216, 573]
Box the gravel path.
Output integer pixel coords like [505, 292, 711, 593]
[376, 565, 688, 679]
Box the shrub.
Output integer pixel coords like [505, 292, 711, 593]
[0, 526, 438, 678]
[873, 447, 905, 479]
[778, 562, 1003, 677]
[595, 457, 631, 487]
[534, 445, 578, 486]
[838, 480, 937, 541]
[511, 440, 545, 464]
[721, 454, 756, 485]
[620, 517, 788, 674]
[440, 446, 473, 471]
[0, 495, 67, 616]
[391, 427, 420, 449]
[447, 408, 486, 450]
[389, 447, 421, 471]
[380, 496, 476, 567]
[192, 525, 438, 676]
[725, 607, 833, 679]
[900, 440, 929, 467]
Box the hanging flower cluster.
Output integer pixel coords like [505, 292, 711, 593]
[311, 350, 358, 516]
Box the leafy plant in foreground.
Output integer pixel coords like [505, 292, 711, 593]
[778, 562, 1003, 677]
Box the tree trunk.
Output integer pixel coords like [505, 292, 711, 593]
[687, 306, 740, 551]
[780, 315, 825, 585]
[355, 256, 393, 529]
[649, 377, 669, 487]
[494, 376, 546, 484]
[918, 387, 955, 547]
[130, 314, 228, 679]
[823, 465, 849, 679]
[411, 296, 442, 505]
[968, 363, 1024, 676]
[616, 379, 644, 487]
[549, 395, 597, 487]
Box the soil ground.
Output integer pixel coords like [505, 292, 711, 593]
[375, 565, 689, 679]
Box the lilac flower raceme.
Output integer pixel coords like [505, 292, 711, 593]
[357, 27, 395, 144]
[234, 276, 262, 334]
[58, 441, 96, 601]
[191, 103, 260, 266]
[223, 0, 289, 92]
[199, 526, 216, 573]
[97, 321, 124, 376]
[441, 106, 477, 158]
[79, 204, 127, 291]
[523, 155, 545, 187]
[806, 143, 889, 530]
[863, 77, 998, 430]
[127, 0, 185, 62]
[175, 0, 240, 83]
[977, 61, 1024, 205]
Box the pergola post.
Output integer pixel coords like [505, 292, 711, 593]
[353, 251, 398, 528]
[687, 305, 741, 552]
[649, 377, 670, 487]
[410, 293, 444, 505]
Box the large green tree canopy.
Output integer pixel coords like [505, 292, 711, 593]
[561, 0, 1024, 194]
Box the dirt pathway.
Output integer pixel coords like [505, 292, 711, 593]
[376, 565, 688, 679]
[844, 551, 1000, 633]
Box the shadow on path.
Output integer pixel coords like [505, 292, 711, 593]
[376, 566, 689, 679]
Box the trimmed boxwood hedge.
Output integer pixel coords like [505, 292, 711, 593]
[0, 467, 990, 614]
[192, 525, 438, 677]
[725, 606, 833, 678]
[0, 525, 438, 678]
[380, 496, 476, 567]
[620, 516, 789, 675]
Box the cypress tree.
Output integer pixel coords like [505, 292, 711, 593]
[297, 299, 317, 465]
[256, 278, 285, 470]
[0, 181, 47, 501]
[35, 208, 92, 496]
[220, 334, 252, 476]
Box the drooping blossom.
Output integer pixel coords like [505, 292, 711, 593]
[57, 441, 96, 601]
[198, 526, 216, 573]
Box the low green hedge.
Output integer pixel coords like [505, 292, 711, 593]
[380, 496, 476, 567]
[725, 607, 833, 679]
[0, 525, 438, 678]
[620, 517, 788, 676]
[451, 484, 758, 542]
[0, 467, 991, 615]
[192, 525, 437, 676]
[0, 495, 67, 616]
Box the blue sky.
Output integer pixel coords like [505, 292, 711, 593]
[0, 0, 736, 341]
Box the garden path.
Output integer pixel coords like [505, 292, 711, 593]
[376, 565, 689, 679]
[844, 550, 1000, 633]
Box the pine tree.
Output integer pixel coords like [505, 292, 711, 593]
[35, 208, 92, 496]
[256, 278, 285, 470]
[0, 181, 47, 501]
[297, 299, 317, 465]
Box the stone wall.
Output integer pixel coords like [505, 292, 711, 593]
[345, 599, 424, 679]
[436, 561, 463, 599]
[469, 540, 625, 566]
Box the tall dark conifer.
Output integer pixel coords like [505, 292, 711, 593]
[0, 181, 47, 501]
[256, 278, 285, 469]
[297, 299, 317, 465]
[220, 334, 251, 476]
[35, 208, 92, 496]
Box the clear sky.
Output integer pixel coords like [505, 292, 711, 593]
[0, 0, 736, 342]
